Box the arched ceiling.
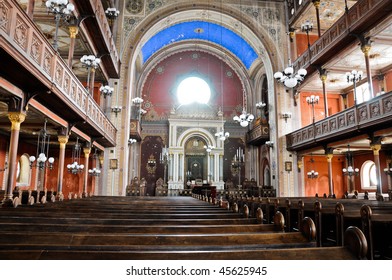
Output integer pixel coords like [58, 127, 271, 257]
[140, 20, 258, 69]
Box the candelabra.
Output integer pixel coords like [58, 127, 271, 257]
[160, 146, 170, 187]
[342, 166, 360, 177]
[45, 0, 75, 51]
[306, 95, 319, 123]
[301, 20, 313, 49]
[88, 167, 101, 176]
[231, 147, 245, 187]
[307, 170, 319, 179]
[233, 110, 254, 127]
[345, 70, 363, 105]
[274, 61, 307, 89]
[100, 85, 114, 98]
[281, 112, 292, 123]
[80, 55, 101, 93]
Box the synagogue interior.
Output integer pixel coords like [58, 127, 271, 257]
[1, 0, 392, 260]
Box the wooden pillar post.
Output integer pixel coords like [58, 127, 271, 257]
[312, 0, 321, 37]
[319, 68, 329, 118]
[325, 147, 334, 197]
[361, 42, 374, 99]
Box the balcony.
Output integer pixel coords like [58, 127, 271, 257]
[246, 118, 270, 145]
[292, 0, 392, 78]
[0, 0, 116, 147]
[286, 91, 392, 151]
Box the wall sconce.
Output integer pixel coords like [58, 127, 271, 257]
[111, 105, 122, 116]
[146, 154, 157, 174]
[281, 112, 292, 122]
[0, 162, 8, 172]
[256, 102, 266, 109]
[129, 138, 137, 144]
[384, 167, 392, 175]
[307, 170, 319, 179]
[100, 85, 114, 98]
[265, 141, 273, 148]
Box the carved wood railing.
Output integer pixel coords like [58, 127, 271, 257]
[286, 91, 392, 151]
[0, 0, 116, 146]
[292, 0, 392, 78]
[246, 120, 270, 145]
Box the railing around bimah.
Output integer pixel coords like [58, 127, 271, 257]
[292, 0, 392, 78]
[0, 0, 116, 146]
[287, 91, 392, 151]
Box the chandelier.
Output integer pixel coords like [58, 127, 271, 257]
[215, 130, 230, 141]
[307, 156, 318, 179]
[274, 61, 307, 88]
[100, 85, 114, 98]
[45, 0, 75, 51]
[67, 137, 84, 174]
[105, 7, 120, 20]
[204, 145, 215, 153]
[233, 110, 254, 127]
[29, 120, 55, 170]
[342, 145, 359, 177]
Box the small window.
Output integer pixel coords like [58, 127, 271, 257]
[361, 160, 377, 189]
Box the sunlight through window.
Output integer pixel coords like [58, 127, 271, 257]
[177, 77, 211, 105]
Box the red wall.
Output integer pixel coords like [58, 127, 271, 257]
[142, 51, 244, 119]
[300, 92, 341, 126]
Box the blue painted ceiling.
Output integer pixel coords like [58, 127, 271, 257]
[141, 21, 258, 69]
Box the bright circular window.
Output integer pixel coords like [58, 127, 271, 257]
[177, 76, 211, 105]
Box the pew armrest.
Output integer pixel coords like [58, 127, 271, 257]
[344, 226, 368, 260]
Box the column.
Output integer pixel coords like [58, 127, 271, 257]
[361, 41, 374, 98]
[312, 0, 321, 37]
[27, 0, 35, 19]
[57, 134, 69, 201]
[370, 138, 383, 200]
[325, 148, 334, 197]
[179, 153, 183, 183]
[90, 68, 96, 95]
[3, 112, 26, 207]
[83, 146, 91, 197]
[219, 154, 223, 181]
[319, 68, 329, 117]
[67, 25, 79, 68]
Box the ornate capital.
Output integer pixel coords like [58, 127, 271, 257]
[371, 144, 381, 155]
[361, 44, 372, 56]
[312, 0, 321, 9]
[83, 147, 91, 157]
[58, 135, 69, 149]
[68, 26, 79, 39]
[320, 74, 327, 83]
[8, 112, 26, 130]
[325, 154, 334, 162]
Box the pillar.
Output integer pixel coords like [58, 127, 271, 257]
[312, 0, 321, 37]
[90, 68, 96, 95]
[83, 146, 91, 197]
[57, 134, 68, 200]
[325, 147, 334, 197]
[370, 138, 383, 200]
[67, 25, 79, 68]
[2, 112, 25, 207]
[319, 68, 329, 117]
[361, 42, 374, 99]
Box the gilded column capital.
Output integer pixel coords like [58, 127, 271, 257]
[83, 147, 91, 157]
[8, 112, 26, 130]
[371, 144, 381, 155]
[361, 44, 372, 56]
[68, 26, 79, 39]
[325, 154, 334, 162]
[58, 135, 69, 149]
[312, 0, 321, 9]
[320, 74, 327, 83]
